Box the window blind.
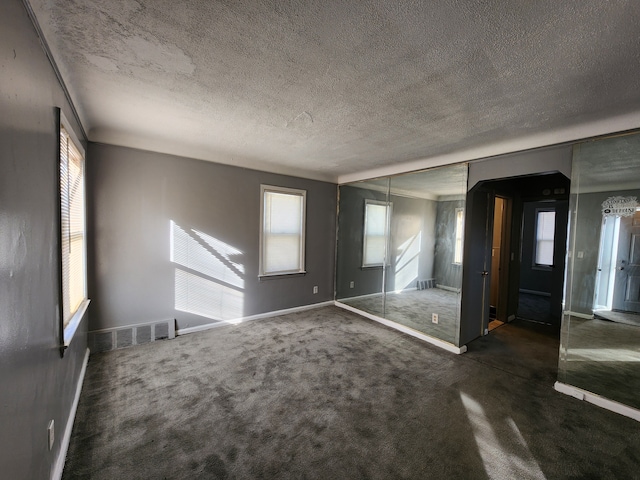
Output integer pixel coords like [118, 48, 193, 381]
[363, 201, 389, 266]
[454, 208, 464, 264]
[535, 211, 555, 266]
[261, 188, 305, 275]
[60, 126, 86, 326]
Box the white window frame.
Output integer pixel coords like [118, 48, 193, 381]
[362, 199, 392, 268]
[533, 208, 556, 269]
[453, 208, 464, 265]
[58, 109, 89, 350]
[259, 185, 307, 277]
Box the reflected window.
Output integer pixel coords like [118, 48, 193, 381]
[363, 200, 390, 267]
[454, 208, 464, 264]
[535, 210, 555, 266]
[260, 185, 306, 276]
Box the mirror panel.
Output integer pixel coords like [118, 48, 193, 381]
[336, 178, 389, 317]
[560, 132, 640, 409]
[336, 164, 468, 346]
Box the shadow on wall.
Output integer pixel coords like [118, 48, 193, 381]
[170, 221, 245, 324]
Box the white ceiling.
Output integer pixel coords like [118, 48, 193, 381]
[28, 0, 640, 183]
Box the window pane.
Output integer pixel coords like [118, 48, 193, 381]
[363, 202, 389, 266]
[535, 211, 555, 265]
[262, 188, 305, 275]
[454, 209, 464, 264]
[60, 126, 86, 326]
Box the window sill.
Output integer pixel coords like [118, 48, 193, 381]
[259, 271, 307, 280]
[62, 298, 90, 351]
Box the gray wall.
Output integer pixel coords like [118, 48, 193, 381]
[87, 143, 337, 332]
[336, 186, 386, 298]
[433, 199, 465, 289]
[0, 1, 89, 478]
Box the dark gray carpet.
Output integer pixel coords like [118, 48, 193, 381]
[63, 306, 640, 479]
[517, 292, 551, 324]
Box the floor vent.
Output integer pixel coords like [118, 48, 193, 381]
[417, 278, 436, 290]
[89, 320, 176, 353]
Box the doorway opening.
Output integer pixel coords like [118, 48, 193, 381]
[488, 196, 510, 331]
[594, 208, 640, 326]
[460, 172, 570, 345]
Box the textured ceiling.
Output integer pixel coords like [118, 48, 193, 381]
[28, 0, 640, 182]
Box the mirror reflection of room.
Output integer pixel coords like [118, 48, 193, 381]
[336, 164, 467, 346]
[560, 132, 640, 410]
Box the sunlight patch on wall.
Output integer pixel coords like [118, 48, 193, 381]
[171, 221, 244, 288]
[170, 221, 245, 321]
[175, 269, 243, 321]
[394, 232, 421, 292]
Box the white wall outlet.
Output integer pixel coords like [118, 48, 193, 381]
[313, 286, 318, 294]
[349, 281, 355, 288]
[577, 251, 584, 259]
[432, 313, 438, 324]
[48, 420, 55, 451]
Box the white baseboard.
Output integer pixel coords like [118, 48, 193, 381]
[335, 301, 467, 355]
[176, 301, 335, 335]
[563, 310, 594, 320]
[554, 381, 640, 423]
[436, 284, 461, 293]
[52, 347, 90, 480]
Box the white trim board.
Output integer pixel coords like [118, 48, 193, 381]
[554, 381, 640, 423]
[176, 301, 334, 335]
[52, 348, 90, 480]
[335, 301, 467, 355]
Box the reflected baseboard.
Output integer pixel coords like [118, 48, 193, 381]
[334, 301, 467, 355]
[554, 381, 640, 423]
[176, 301, 335, 335]
[436, 284, 461, 293]
[563, 310, 594, 320]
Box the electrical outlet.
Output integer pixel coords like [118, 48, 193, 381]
[432, 313, 438, 324]
[313, 286, 318, 294]
[349, 281, 354, 288]
[48, 420, 55, 451]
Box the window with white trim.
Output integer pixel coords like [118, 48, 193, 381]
[260, 185, 306, 276]
[59, 114, 87, 336]
[534, 209, 555, 267]
[363, 199, 391, 267]
[454, 208, 464, 264]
